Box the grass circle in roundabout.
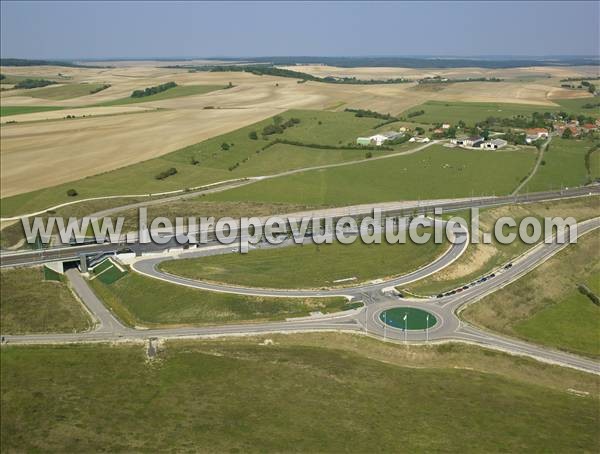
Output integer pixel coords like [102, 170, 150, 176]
[380, 307, 437, 330]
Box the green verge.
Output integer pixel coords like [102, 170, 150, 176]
[160, 232, 446, 289]
[203, 144, 537, 206]
[462, 229, 600, 357]
[0, 105, 65, 117]
[1, 336, 598, 452]
[88, 270, 350, 327]
[0, 268, 92, 334]
[94, 84, 227, 106]
[0, 109, 386, 217]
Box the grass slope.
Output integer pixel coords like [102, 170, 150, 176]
[88, 270, 348, 327]
[95, 84, 226, 106]
[405, 196, 600, 296]
[1, 336, 598, 452]
[161, 234, 445, 289]
[204, 145, 536, 206]
[0, 268, 92, 334]
[462, 229, 600, 357]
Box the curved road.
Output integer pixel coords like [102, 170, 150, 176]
[3, 217, 599, 375]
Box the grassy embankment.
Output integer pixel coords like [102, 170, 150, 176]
[404, 196, 600, 296]
[89, 270, 350, 328]
[2, 334, 598, 452]
[463, 229, 600, 358]
[0, 267, 92, 334]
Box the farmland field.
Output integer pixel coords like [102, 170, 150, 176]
[402, 100, 561, 126]
[95, 84, 227, 105]
[23, 83, 109, 100]
[0, 109, 391, 216]
[88, 271, 349, 327]
[160, 232, 446, 289]
[0, 105, 65, 116]
[1, 335, 598, 452]
[203, 144, 537, 206]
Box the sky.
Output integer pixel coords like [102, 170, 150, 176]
[1, 1, 598, 59]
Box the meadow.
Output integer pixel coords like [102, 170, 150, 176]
[203, 144, 537, 206]
[160, 232, 445, 289]
[526, 138, 597, 191]
[0, 267, 92, 334]
[89, 270, 349, 327]
[401, 100, 560, 126]
[1, 335, 598, 452]
[463, 228, 600, 357]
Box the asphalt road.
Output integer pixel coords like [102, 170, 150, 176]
[2, 184, 598, 268]
[3, 217, 599, 375]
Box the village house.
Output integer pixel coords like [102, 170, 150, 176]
[525, 128, 549, 144]
[479, 138, 508, 150]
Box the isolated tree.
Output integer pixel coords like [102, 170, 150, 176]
[562, 128, 573, 139]
[248, 131, 258, 140]
[221, 142, 230, 150]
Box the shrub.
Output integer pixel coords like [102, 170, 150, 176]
[248, 131, 258, 140]
[15, 79, 56, 89]
[66, 189, 78, 197]
[155, 167, 178, 180]
[365, 151, 373, 159]
[221, 142, 230, 151]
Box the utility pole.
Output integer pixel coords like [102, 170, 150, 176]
[426, 314, 429, 343]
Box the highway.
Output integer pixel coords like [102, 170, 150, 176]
[3, 215, 599, 375]
[2, 184, 598, 268]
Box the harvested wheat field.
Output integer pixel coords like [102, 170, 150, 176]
[1, 63, 596, 198]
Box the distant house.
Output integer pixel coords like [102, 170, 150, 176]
[450, 135, 468, 146]
[442, 123, 451, 129]
[480, 138, 507, 150]
[433, 128, 444, 135]
[356, 131, 403, 147]
[525, 128, 549, 144]
[582, 123, 597, 132]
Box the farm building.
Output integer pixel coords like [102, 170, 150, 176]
[480, 138, 507, 150]
[356, 131, 403, 146]
[451, 136, 483, 147]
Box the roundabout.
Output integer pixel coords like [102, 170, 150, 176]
[379, 307, 437, 330]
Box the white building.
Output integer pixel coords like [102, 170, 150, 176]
[356, 131, 403, 146]
[480, 138, 507, 150]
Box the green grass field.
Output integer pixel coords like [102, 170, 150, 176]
[2, 336, 598, 452]
[0, 105, 65, 117]
[526, 138, 595, 192]
[88, 270, 349, 327]
[26, 83, 108, 100]
[555, 97, 600, 116]
[463, 229, 600, 357]
[590, 148, 600, 180]
[0, 268, 92, 334]
[0, 109, 389, 217]
[402, 100, 560, 126]
[95, 84, 226, 106]
[160, 234, 445, 289]
[203, 144, 537, 206]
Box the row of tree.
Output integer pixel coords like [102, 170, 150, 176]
[131, 81, 177, 98]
